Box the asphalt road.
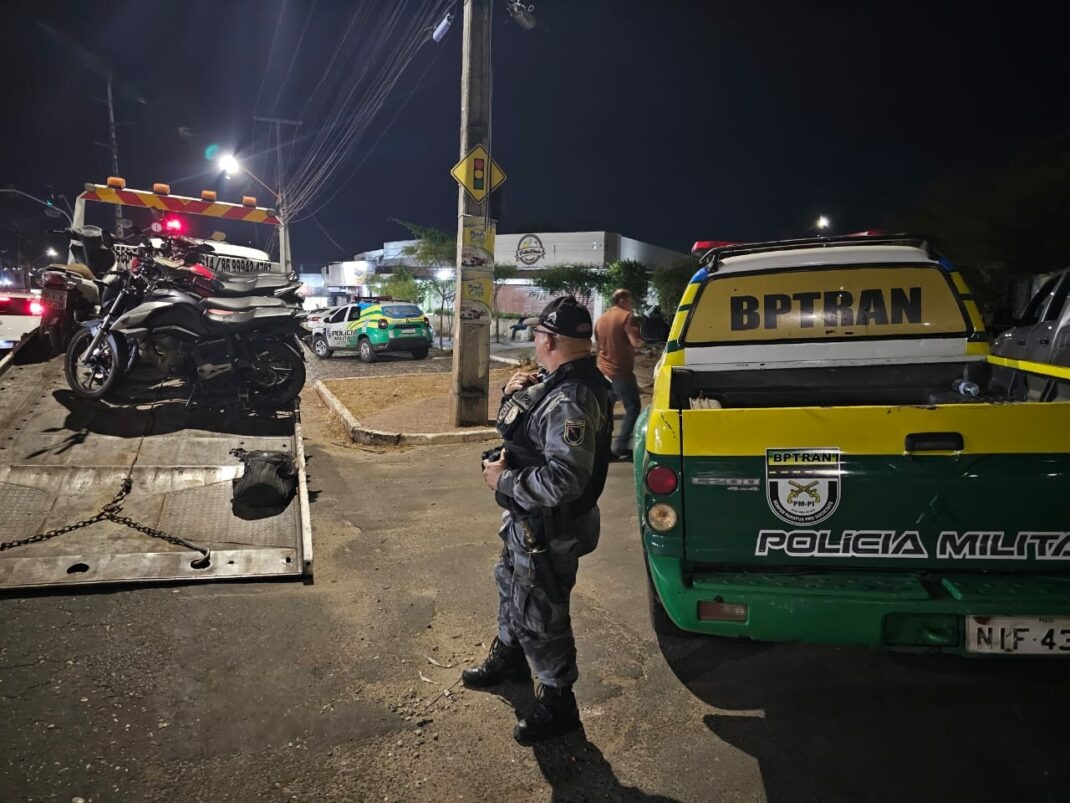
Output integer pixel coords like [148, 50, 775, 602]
[1, 392, 1068, 802]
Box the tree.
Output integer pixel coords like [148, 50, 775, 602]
[603, 259, 650, 309]
[651, 258, 699, 315]
[395, 220, 457, 348]
[492, 263, 518, 343]
[889, 136, 1069, 327]
[371, 267, 421, 302]
[531, 264, 607, 305]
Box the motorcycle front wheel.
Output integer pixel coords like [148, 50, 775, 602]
[64, 327, 124, 400]
[246, 339, 306, 410]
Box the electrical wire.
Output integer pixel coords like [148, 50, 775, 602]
[308, 212, 350, 255]
[275, 0, 454, 217]
[299, 38, 448, 218]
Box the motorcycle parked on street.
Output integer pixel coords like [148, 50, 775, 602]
[39, 226, 120, 354]
[64, 244, 307, 411]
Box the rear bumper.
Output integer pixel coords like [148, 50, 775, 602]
[375, 335, 431, 352]
[647, 552, 1070, 652]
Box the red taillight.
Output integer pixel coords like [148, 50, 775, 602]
[191, 263, 214, 279]
[423, 316, 430, 325]
[130, 257, 141, 272]
[378, 319, 388, 329]
[28, 300, 46, 316]
[645, 465, 678, 495]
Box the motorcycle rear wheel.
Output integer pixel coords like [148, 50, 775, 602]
[246, 339, 306, 410]
[65, 327, 124, 400]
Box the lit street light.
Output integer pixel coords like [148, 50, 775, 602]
[816, 215, 831, 231]
[46, 248, 58, 258]
[217, 153, 279, 202]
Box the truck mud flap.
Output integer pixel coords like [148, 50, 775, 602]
[0, 344, 312, 589]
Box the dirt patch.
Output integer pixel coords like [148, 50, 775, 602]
[324, 367, 516, 431]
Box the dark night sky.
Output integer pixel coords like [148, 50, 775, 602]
[1, 0, 1068, 265]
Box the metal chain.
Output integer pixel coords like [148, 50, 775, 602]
[0, 478, 209, 560]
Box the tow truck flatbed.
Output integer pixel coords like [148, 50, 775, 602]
[0, 341, 312, 588]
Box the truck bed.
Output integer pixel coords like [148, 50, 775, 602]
[0, 339, 312, 588]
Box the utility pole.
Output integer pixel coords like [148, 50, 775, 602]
[253, 115, 302, 277]
[450, 0, 493, 427]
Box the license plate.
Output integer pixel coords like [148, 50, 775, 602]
[401, 328, 416, 336]
[43, 289, 67, 310]
[966, 616, 1070, 654]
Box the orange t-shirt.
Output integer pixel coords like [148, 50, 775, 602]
[595, 306, 640, 380]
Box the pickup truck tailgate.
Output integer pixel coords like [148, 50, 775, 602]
[679, 403, 1070, 570]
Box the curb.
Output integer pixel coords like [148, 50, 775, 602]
[314, 380, 498, 447]
[489, 354, 523, 367]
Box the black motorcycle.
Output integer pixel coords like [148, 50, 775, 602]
[63, 249, 307, 411]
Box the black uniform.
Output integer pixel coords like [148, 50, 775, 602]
[493, 354, 612, 687]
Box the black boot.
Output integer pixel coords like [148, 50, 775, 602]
[513, 683, 581, 745]
[461, 637, 529, 688]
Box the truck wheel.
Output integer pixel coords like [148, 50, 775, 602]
[358, 337, 377, 363]
[411, 346, 429, 360]
[311, 336, 333, 359]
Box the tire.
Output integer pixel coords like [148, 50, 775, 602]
[411, 346, 429, 360]
[247, 339, 307, 410]
[64, 327, 124, 400]
[357, 337, 377, 363]
[311, 336, 333, 359]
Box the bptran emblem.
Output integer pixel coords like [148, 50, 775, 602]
[766, 448, 841, 525]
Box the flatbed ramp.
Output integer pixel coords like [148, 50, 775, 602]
[0, 348, 312, 588]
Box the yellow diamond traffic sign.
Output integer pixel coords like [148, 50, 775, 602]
[450, 144, 506, 204]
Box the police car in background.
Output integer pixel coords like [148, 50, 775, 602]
[304, 298, 433, 362]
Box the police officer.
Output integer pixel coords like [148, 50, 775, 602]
[463, 295, 612, 745]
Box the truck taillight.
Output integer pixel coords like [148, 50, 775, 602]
[28, 300, 46, 316]
[645, 465, 678, 495]
[423, 316, 430, 325]
[378, 319, 388, 329]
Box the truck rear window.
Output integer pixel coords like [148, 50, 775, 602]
[682, 265, 970, 345]
[381, 304, 423, 319]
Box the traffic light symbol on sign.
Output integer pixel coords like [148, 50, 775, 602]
[473, 158, 485, 191]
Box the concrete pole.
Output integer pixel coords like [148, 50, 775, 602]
[450, 0, 492, 427]
[253, 115, 302, 276]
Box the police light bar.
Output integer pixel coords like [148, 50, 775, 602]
[691, 240, 742, 256]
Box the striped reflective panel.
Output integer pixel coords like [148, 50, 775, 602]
[81, 186, 280, 225]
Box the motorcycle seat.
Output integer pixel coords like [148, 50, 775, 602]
[204, 306, 298, 332]
[215, 273, 293, 291]
[57, 263, 97, 281]
[200, 296, 286, 312]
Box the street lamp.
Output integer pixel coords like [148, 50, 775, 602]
[46, 247, 58, 258]
[816, 215, 831, 232]
[0, 188, 73, 227]
[217, 153, 279, 202]
[216, 153, 294, 278]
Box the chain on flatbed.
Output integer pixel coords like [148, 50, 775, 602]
[0, 477, 211, 562]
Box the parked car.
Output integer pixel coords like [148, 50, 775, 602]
[0, 291, 46, 352]
[991, 267, 1070, 368]
[305, 300, 433, 362]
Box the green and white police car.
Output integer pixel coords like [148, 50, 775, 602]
[306, 299, 433, 362]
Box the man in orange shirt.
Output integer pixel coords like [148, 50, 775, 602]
[594, 289, 644, 460]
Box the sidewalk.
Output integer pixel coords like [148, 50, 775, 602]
[318, 352, 657, 449]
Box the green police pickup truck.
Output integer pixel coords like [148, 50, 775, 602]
[636, 235, 1070, 655]
[306, 299, 433, 363]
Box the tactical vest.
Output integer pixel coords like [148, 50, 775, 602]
[495, 356, 613, 517]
